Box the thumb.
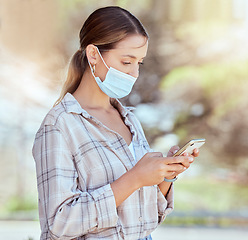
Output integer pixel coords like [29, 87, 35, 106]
[167, 146, 180, 157]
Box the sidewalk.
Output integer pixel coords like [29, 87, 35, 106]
[0, 221, 40, 240]
[0, 221, 248, 240]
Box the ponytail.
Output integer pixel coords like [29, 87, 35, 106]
[54, 49, 87, 106]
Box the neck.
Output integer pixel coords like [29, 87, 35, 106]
[73, 69, 112, 110]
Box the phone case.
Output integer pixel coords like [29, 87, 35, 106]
[173, 139, 205, 157]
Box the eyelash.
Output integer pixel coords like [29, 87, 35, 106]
[122, 62, 144, 65]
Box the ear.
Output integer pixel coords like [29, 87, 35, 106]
[86, 44, 98, 65]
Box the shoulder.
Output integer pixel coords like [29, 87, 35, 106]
[35, 100, 81, 143]
[39, 103, 67, 129]
[36, 93, 83, 133]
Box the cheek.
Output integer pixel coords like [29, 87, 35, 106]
[115, 64, 130, 74]
[102, 54, 126, 73]
[96, 62, 108, 81]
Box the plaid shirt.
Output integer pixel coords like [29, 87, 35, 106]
[32, 93, 173, 240]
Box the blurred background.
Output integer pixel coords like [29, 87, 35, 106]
[0, 0, 248, 239]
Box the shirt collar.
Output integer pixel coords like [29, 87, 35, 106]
[110, 98, 135, 118]
[61, 93, 135, 118]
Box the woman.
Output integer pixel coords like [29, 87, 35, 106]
[33, 6, 199, 240]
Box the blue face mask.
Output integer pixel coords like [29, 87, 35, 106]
[88, 47, 137, 99]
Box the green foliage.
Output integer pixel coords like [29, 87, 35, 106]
[174, 176, 248, 212]
[162, 176, 248, 227]
[4, 195, 38, 212]
[160, 61, 248, 123]
[161, 61, 248, 96]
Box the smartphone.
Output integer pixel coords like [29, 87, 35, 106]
[173, 138, 205, 157]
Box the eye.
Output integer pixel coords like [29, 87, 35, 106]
[139, 62, 144, 65]
[122, 62, 131, 65]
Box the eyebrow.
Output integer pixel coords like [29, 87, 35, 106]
[121, 54, 145, 59]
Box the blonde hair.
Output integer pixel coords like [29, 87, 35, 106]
[54, 6, 148, 106]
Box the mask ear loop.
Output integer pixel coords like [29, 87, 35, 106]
[95, 46, 110, 70]
[87, 46, 109, 78]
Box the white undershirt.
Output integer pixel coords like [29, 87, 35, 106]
[128, 141, 136, 162]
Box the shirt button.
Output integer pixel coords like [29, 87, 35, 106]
[139, 216, 142, 222]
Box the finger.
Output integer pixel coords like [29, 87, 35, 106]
[171, 157, 193, 168]
[169, 160, 191, 168]
[182, 152, 189, 156]
[167, 146, 180, 157]
[192, 148, 199, 157]
[180, 161, 191, 168]
[166, 163, 186, 173]
[164, 156, 194, 165]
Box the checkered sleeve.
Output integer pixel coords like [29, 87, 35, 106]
[157, 184, 174, 225]
[33, 124, 118, 239]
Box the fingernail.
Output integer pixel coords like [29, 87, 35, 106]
[184, 167, 187, 170]
[189, 157, 194, 162]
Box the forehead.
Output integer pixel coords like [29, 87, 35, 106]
[115, 35, 148, 49]
[111, 35, 148, 57]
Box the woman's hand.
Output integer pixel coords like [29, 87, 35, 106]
[130, 151, 194, 188]
[111, 147, 200, 207]
[155, 146, 200, 196]
[112, 146, 200, 207]
[166, 145, 199, 179]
